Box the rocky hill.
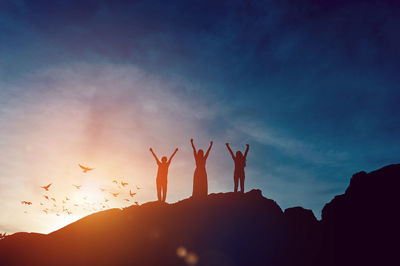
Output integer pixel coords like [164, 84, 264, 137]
[1, 164, 399, 266]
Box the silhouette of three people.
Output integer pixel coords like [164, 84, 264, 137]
[149, 147, 178, 202]
[149, 140, 250, 201]
[191, 138, 213, 198]
[226, 143, 250, 193]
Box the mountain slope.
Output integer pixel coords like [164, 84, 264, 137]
[1, 164, 399, 266]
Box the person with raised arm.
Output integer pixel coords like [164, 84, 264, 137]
[226, 143, 249, 193]
[149, 147, 178, 202]
[191, 138, 213, 198]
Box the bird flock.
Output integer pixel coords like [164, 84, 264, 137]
[19, 164, 142, 217]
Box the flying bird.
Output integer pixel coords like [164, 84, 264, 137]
[79, 164, 94, 173]
[124, 199, 130, 202]
[21, 201, 32, 205]
[121, 181, 128, 187]
[136, 186, 141, 190]
[110, 192, 119, 197]
[40, 202, 44, 205]
[129, 190, 136, 197]
[42, 209, 48, 214]
[40, 183, 52, 191]
[44, 195, 49, 200]
[104, 198, 109, 202]
[134, 201, 139, 206]
[72, 184, 81, 189]
[112, 180, 118, 184]
[51, 197, 56, 202]
[65, 197, 70, 201]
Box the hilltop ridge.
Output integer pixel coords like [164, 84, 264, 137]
[1, 164, 400, 266]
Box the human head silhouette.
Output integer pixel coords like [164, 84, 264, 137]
[198, 149, 204, 157]
[236, 151, 243, 159]
[161, 156, 167, 163]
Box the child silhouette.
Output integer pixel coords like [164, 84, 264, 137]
[149, 147, 178, 202]
[226, 143, 249, 193]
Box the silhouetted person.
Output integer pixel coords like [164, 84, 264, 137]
[191, 138, 213, 198]
[150, 147, 178, 202]
[226, 143, 249, 193]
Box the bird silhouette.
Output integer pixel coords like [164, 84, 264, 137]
[65, 197, 70, 201]
[121, 181, 128, 187]
[72, 184, 81, 189]
[40, 202, 43, 205]
[40, 183, 52, 191]
[0, 233, 7, 240]
[134, 201, 139, 205]
[79, 164, 94, 173]
[67, 211, 72, 215]
[51, 197, 56, 202]
[110, 192, 119, 197]
[124, 199, 130, 202]
[104, 198, 109, 202]
[44, 195, 49, 200]
[21, 201, 32, 205]
[112, 180, 118, 184]
[42, 209, 48, 214]
[129, 190, 136, 197]
[136, 186, 141, 190]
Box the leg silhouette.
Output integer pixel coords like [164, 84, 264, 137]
[156, 179, 162, 201]
[162, 182, 167, 202]
[240, 176, 245, 193]
[234, 176, 239, 192]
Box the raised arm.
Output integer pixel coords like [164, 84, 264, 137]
[244, 144, 250, 159]
[149, 148, 161, 164]
[190, 138, 197, 156]
[225, 143, 235, 160]
[204, 141, 213, 159]
[167, 148, 179, 164]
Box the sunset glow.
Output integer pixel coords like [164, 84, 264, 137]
[1, 0, 399, 237]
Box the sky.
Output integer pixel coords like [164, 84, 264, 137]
[1, 0, 400, 234]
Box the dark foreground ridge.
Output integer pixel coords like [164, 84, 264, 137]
[1, 164, 399, 266]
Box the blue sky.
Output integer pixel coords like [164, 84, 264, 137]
[1, 0, 400, 233]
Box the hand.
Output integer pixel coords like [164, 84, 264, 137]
[210, 141, 213, 145]
[225, 143, 229, 146]
[149, 148, 153, 152]
[175, 148, 179, 152]
[190, 138, 193, 143]
[246, 144, 249, 148]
